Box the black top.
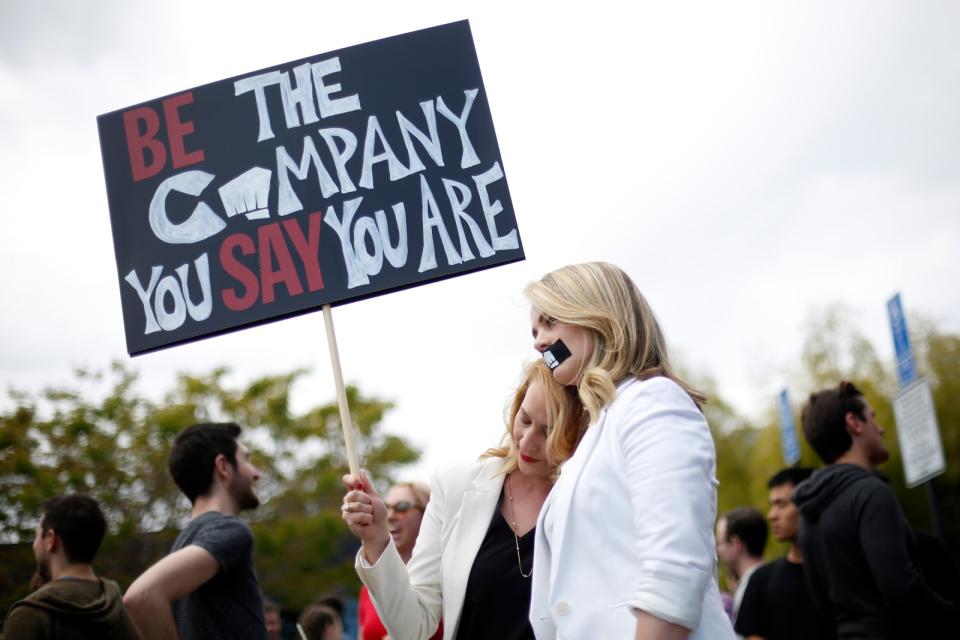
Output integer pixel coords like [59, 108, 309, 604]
[734, 557, 835, 640]
[793, 464, 958, 639]
[456, 496, 536, 640]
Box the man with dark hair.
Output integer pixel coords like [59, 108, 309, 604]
[793, 381, 957, 638]
[0, 495, 139, 639]
[716, 506, 768, 630]
[124, 422, 267, 640]
[735, 467, 833, 640]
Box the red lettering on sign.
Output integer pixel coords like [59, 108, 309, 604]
[220, 233, 259, 311]
[282, 212, 325, 292]
[163, 92, 205, 169]
[218, 213, 326, 311]
[121, 92, 205, 183]
[258, 223, 304, 304]
[122, 107, 167, 182]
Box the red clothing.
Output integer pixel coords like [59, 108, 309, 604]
[358, 586, 443, 640]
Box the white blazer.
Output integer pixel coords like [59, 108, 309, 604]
[355, 457, 505, 640]
[529, 376, 735, 639]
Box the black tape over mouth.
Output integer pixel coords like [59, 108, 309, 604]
[542, 339, 572, 370]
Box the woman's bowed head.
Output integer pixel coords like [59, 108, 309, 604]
[482, 359, 588, 477]
[341, 359, 587, 564]
[526, 261, 705, 418]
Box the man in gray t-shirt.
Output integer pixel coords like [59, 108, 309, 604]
[171, 511, 266, 639]
[125, 423, 267, 640]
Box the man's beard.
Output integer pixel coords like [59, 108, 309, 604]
[33, 557, 51, 589]
[237, 489, 260, 511]
[231, 479, 260, 511]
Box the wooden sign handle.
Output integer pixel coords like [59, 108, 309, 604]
[322, 304, 360, 477]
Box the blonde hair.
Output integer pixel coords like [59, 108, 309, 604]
[389, 481, 431, 510]
[482, 359, 588, 474]
[525, 262, 705, 422]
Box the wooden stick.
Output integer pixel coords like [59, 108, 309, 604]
[322, 304, 360, 477]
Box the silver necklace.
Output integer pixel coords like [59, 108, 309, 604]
[505, 474, 532, 579]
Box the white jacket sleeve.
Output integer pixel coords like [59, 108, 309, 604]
[619, 378, 718, 630]
[355, 468, 446, 640]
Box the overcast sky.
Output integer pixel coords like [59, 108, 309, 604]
[2, 1, 958, 482]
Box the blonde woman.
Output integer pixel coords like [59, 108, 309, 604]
[525, 262, 735, 640]
[341, 361, 586, 640]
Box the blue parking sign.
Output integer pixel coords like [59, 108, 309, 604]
[887, 293, 917, 387]
[778, 389, 801, 465]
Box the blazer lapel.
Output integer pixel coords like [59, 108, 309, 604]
[442, 462, 503, 634]
[549, 378, 637, 575]
[548, 405, 608, 569]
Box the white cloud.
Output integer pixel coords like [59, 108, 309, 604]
[2, 1, 959, 481]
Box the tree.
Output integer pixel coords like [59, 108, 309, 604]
[708, 306, 960, 561]
[0, 362, 419, 609]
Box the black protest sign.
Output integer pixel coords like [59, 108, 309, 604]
[97, 20, 523, 356]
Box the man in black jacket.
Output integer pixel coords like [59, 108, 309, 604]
[794, 381, 956, 639]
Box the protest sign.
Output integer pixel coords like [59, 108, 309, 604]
[98, 20, 523, 356]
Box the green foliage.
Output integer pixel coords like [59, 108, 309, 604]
[710, 307, 960, 560]
[0, 364, 419, 609]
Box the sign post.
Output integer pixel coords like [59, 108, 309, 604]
[886, 293, 945, 537]
[97, 21, 524, 475]
[777, 389, 801, 466]
[323, 304, 359, 476]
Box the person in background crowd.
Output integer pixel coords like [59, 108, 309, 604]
[794, 381, 958, 638]
[264, 598, 283, 640]
[342, 360, 587, 640]
[314, 594, 352, 640]
[716, 506, 768, 630]
[298, 603, 343, 640]
[734, 468, 834, 640]
[526, 262, 734, 639]
[356, 481, 442, 640]
[124, 422, 267, 640]
[0, 495, 139, 640]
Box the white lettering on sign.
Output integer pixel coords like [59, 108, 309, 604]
[219, 167, 272, 220]
[442, 177, 495, 261]
[318, 128, 359, 194]
[149, 170, 226, 244]
[280, 63, 320, 130]
[233, 71, 282, 142]
[418, 173, 462, 272]
[125, 253, 212, 334]
[397, 100, 444, 172]
[436, 89, 480, 169]
[274, 91, 481, 217]
[234, 57, 361, 142]
[473, 161, 518, 250]
[276, 135, 341, 216]
[359, 115, 415, 188]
